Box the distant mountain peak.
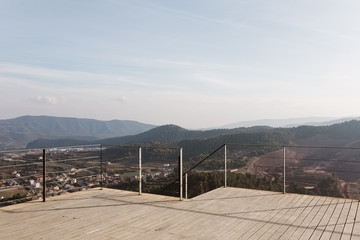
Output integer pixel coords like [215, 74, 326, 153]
[220, 117, 360, 129]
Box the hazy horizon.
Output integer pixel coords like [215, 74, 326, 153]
[2, 114, 358, 130]
[1, 1, 360, 129]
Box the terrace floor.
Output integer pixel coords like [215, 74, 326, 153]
[1, 187, 359, 239]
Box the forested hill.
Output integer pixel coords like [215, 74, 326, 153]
[27, 124, 276, 148]
[96, 124, 274, 145]
[178, 130, 294, 161]
[25, 124, 228, 148]
[178, 120, 360, 159]
[26, 120, 360, 150]
[293, 120, 360, 139]
[95, 124, 229, 145]
[0, 115, 155, 149]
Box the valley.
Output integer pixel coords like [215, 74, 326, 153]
[1, 116, 360, 203]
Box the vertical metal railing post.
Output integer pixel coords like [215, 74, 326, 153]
[224, 144, 227, 188]
[42, 149, 46, 202]
[100, 144, 103, 190]
[185, 172, 188, 199]
[139, 146, 142, 195]
[283, 146, 286, 194]
[179, 148, 183, 201]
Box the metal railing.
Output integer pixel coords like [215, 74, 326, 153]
[2, 142, 360, 206]
[182, 143, 360, 200]
[0, 145, 102, 206]
[97, 144, 184, 200]
[1, 144, 184, 205]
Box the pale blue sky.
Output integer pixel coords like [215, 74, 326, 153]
[1, 0, 360, 128]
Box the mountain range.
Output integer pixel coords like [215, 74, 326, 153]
[26, 120, 360, 152]
[219, 117, 360, 128]
[27, 124, 277, 149]
[4, 115, 360, 200]
[0, 115, 155, 149]
[1, 115, 360, 150]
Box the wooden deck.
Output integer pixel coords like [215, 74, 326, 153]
[1, 187, 359, 239]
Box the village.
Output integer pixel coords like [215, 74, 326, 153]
[0, 160, 175, 203]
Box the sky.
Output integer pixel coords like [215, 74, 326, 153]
[1, 0, 360, 129]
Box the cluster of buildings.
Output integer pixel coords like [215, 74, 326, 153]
[47, 147, 100, 153]
[0, 170, 102, 201]
[1, 153, 177, 202]
[107, 168, 175, 185]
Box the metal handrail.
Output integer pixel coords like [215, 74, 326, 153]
[180, 143, 360, 199]
[184, 144, 225, 176]
[3, 143, 360, 205]
[178, 144, 226, 199]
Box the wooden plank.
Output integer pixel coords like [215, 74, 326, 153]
[301, 197, 333, 239]
[251, 194, 306, 239]
[330, 199, 352, 240]
[320, 198, 346, 240]
[341, 200, 358, 240]
[2, 187, 358, 240]
[235, 194, 293, 239]
[23, 191, 155, 239]
[283, 195, 324, 239]
[350, 200, 360, 240]
[185, 189, 280, 239]
[309, 197, 338, 240]
[276, 195, 316, 239]
[266, 194, 309, 239]
[291, 196, 327, 239]
[214, 194, 278, 240]
[230, 193, 290, 239]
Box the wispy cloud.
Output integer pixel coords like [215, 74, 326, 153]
[0, 63, 126, 84]
[29, 96, 59, 104]
[0, 63, 165, 89]
[123, 0, 254, 30]
[149, 58, 252, 70]
[0, 62, 253, 94]
[113, 96, 129, 103]
[192, 73, 289, 91]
